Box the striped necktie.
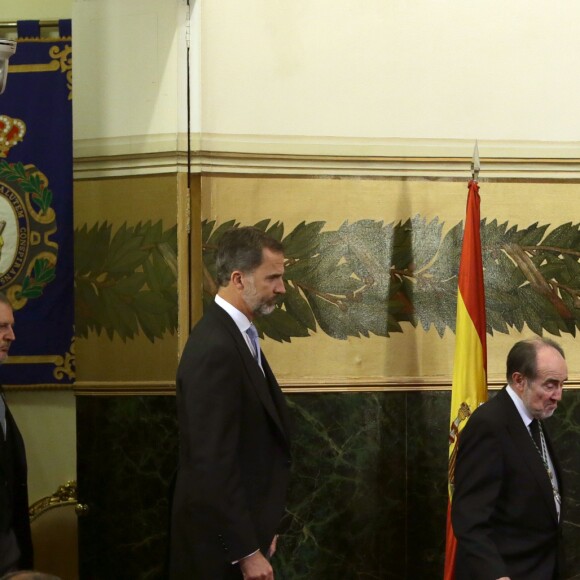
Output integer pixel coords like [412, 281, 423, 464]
[246, 324, 262, 370]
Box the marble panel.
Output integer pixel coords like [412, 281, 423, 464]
[75, 389, 580, 579]
[547, 390, 580, 579]
[276, 392, 407, 580]
[405, 391, 450, 579]
[76, 395, 177, 580]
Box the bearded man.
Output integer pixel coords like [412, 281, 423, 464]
[170, 227, 292, 580]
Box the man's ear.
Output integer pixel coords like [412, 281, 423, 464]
[231, 270, 244, 290]
[511, 371, 526, 395]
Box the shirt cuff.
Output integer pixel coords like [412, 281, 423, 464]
[232, 549, 259, 565]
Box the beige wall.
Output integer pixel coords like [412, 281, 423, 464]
[1, 0, 71, 20]
[200, 0, 580, 153]
[71, 1, 580, 160]
[4, 391, 76, 503]
[72, 0, 188, 158]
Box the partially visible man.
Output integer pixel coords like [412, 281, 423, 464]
[0, 293, 32, 575]
[452, 337, 567, 580]
[170, 227, 292, 580]
[1, 572, 60, 580]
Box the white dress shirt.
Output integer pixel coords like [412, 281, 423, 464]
[213, 294, 261, 562]
[506, 385, 560, 518]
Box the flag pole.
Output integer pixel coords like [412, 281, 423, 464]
[443, 140, 488, 580]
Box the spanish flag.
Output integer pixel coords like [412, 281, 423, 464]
[443, 179, 488, 579]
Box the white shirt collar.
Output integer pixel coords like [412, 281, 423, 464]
[214, 294, 252, 334]
[506, 384, 534, 427]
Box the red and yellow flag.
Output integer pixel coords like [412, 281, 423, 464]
[443, 179, 488, 579]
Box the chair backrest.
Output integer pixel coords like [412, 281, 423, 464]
[29, 481, 78, 580]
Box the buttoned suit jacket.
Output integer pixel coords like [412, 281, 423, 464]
[452, 387, 563, 580]
[0, 390, 33, 571]
[169, 302, 292, 580]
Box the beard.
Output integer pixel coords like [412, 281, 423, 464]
[242, 280, 278, 317]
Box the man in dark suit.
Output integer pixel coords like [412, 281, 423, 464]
[0, 293, 33, 575]
[452, 337, 567, 580]
[170, 227, 292, 580]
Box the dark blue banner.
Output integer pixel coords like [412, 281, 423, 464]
[0, 20, 74, 385]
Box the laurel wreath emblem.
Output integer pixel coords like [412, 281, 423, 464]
[0, 159, 57, 305]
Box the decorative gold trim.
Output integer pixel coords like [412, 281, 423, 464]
[10, 45, 71, 72]
[9, 43, 72, 99]
[54, 339, 75, 382]
[5, 355, 64, 365]
[29, 481, 77, 521]
[74, 380, 175, 396]
[281, 378, 580, 393]
[3, 342, 76, 383]
[188, 174, 204, 331]
[10, 61, 61, 74]
[2, 383, 74, 392]
[71, 378, 580, 395]
[177, 173, 191, 356]
[75, 380, 175, 388]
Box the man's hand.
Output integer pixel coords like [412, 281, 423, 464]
[239, 551, 274, 580]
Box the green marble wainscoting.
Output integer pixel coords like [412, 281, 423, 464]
[76, 390, 580, 580]
[76, 395, 178, 580]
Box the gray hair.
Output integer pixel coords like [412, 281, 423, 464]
[215, 227, 283, 287]
[506, 337, 565, 384]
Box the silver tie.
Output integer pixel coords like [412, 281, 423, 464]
[246, 324, 262, 370]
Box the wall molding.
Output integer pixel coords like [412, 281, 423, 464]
[65, 378, 580, 395]
[73, 134, 580, 180]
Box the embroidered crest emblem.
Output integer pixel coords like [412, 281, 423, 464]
[0, 116, 58, 309]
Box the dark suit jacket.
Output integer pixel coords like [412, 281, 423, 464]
[452, 387, 563, 580]
[0, 390, 33, 572]
[169, 302, 292, 580]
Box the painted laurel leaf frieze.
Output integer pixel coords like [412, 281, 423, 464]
[75, 220, 177, 342]
[202, 218, 580, 342]
[74, 217, 580, 343]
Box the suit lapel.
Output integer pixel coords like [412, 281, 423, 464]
[500, 390, 559, 522]
[240, 341, 289, 446]
[210, 303, 290, 449]
[261, 354, 292, 445]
